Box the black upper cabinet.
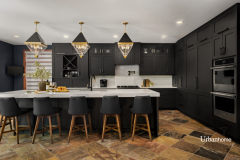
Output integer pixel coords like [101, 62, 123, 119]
[185, 33, 197, 48]
[196, 24, 212, 43]
[176, 39, 184, 53]
[52, 43, 74, 55]
[53, 55, 63, 78]
[78, 53, 88, 77]
[165, 44, 174, 54]
[153, 55, 165, 74]
[166, 55, 175, 74]
[89, 44, 115, 75]
[140, 55, 153, 75]
[212, 6, 237, 37]
[186, 47, 196, 90]
[212, 28, 236, 59]
[115, 42, 140, 65]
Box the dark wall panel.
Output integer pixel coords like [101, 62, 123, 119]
[0, 41, 14, 92]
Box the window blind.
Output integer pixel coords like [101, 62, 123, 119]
[25, 51, 52, 90]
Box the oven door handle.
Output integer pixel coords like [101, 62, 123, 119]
[210, 65, 236, 69]
[210, 92, 236, 98]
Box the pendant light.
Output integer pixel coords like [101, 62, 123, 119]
[118, 22, 134, 58]
[25, 21, 47, 58]
[71, 22, 90, 58]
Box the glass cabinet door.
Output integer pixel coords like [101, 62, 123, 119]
[154, 45, 165, 54]
[141, 45, 153, 54]
[102, 45, 114, 54]
[89, 45, 101, 54]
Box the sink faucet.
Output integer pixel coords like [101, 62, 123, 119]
[89, 75, 95, 91]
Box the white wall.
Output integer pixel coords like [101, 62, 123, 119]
[92, 65, 172, 88]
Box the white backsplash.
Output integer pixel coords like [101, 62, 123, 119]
[92, 65, 172, 88]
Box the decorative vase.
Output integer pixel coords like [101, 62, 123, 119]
[38, 81, 47, 90]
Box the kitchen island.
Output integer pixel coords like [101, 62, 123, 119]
[0, 89, 160, 136]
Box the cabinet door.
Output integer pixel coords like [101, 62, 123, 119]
[181, 52, 186, 88]
[89, 44, 102, 55]
[212, 35, 223, 59]
[102, 55, 115, 75]
[186, 92, 197, 116]
[213, 7, 236, 36]
[102, 44, 114, 54]
[165, 44, 174, 54]
[154, 44, 165, 54]
[54, 78, 72, 87]
[133, 43, 140, 64]
[141, 45, 152, 54]
[78, 53, 88, 77]
[140, 55, 153, 75]
[196, 40, 211, 93]
[166, 55, 174, 74]
[52, 56, 63, 78]
[186, 47, 196, 90]
[52, 43, 73, 55]
[153, 55, 165, 74]
[197, 24, 212, 43]
[222, 28, 237, 58]
[89, 55, 102, 75]
[176, 52, 181, 87]
[176, 39, 184, 53]
[197, 93, 213, 125]
[185, 33, 197, 48]
[170, 90, 176, 108]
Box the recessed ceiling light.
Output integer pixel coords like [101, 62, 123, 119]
[64, 35, 69, 38]
[162, 35, 167, 38]
[14, 36, 19, 37]
[176, 21, 183, 24]
[113, 35, 118, 38]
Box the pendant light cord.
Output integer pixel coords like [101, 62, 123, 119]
[124, 24, 126, 33]
[35, 23, 38, 32]
[80, 24, 82, 33]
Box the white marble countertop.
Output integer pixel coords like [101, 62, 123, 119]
[0, 89, 160, 98]
[140, 86, 177, 88]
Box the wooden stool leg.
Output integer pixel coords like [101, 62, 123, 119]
[73, 117, 76, 135]
[130, 113, 134, 134]
[32, 116, 40, 144]
[27, 113, 32, 136]
[42, 118, 44, 136]
[102, 114, 107, 142]
[68, 116, 75, 143]
[49, 116, 53, 144]
[9, 118, 13, 131]
[88, 113, 92, 134]
[57, 113, 61, 136]
[132, 114, 137, 141]
[13, 117, 16, 136]
[83, 115, 88, 143]
[0, 114, 2, 125]
[145, 114, 152, 141]
[15, 116, 19, 144]
[0, 116, 7, 142]
[116, 114, 122, 141]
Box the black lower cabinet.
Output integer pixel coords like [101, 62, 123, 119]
[151, 88, 176, 109]
[53, 78, 88, 88]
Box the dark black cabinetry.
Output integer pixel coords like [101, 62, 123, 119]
[53, 55, 63, 78]
[52, 43, 74, 55]
[150, 88, 176, 109]
[196, 24, 212, 43]
[185, 33, 197, 48]
[89, 44, 115, 75]
[115, 42, 140, 65]
[176, 39, 184, 53]
[212, 28, 236, 59]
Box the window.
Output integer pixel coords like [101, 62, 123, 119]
[23, 50, 52, 90]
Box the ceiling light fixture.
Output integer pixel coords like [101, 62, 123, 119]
[14, 36, 19, 37]
[64, 35, 69, 38]
[113, 35, 118, 38]
[71, 22, 90, 58]
[162, 35, 167, 38]
[118, 22, 133, 58]
[176, 21, 183, 24]
[24, 21, 47, 58]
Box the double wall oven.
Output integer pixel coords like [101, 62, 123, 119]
[211, 57, 237, 123]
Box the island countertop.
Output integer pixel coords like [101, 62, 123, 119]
[0, 89, 160, 98]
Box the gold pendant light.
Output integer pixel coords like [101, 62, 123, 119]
[118, 22, 134, 58]
[71, 22, 90, 58]
[24, 21, 47, 58]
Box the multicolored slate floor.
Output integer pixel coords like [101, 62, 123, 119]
[0, 110, 240, 160]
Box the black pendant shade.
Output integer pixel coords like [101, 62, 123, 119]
[25, 32, 46, 44]
[72, 32, 88, 43]
[119, 33, 133, 43]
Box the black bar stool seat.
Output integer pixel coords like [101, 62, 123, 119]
[68, 96, 92, 143]
[32, 97, 62, 144]
[101, 95, 122, 142]
[130, 96, 152, 141]
[0, 97, 32, 144]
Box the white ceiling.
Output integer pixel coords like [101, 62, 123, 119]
[1, 0, 240, 45]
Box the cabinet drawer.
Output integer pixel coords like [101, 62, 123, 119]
[197, 24, 212, 43]
[213, 118, 238, 138]
[186, 33, 196, 48]
[52, 43, 73, 55]
[213, 7, 237, 36]
[159, 96, 170, 102]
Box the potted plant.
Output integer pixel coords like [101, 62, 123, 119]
[149, 82, 154, 87]
[23, 62, 52, 90]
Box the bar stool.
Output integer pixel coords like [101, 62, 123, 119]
[100, 95, 122, 142]
[0, 114, 14, 134]
[0, 97, 32, 144]
[131, 96, 152, 141]
[68, 96, 92, 143]
[32, 97, 62, 144]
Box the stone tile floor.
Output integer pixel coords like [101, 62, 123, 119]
[0, 110, 240, 160]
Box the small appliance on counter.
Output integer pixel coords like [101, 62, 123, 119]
[100, 79, 107, 87]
